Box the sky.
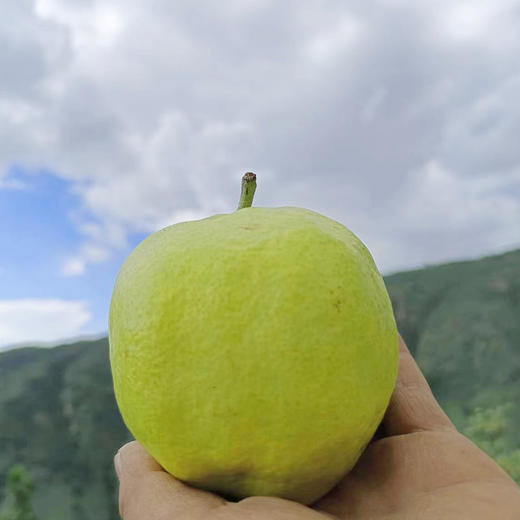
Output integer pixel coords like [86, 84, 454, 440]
[1, 0, 519, 349]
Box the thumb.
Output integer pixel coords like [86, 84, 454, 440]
[115, 441, 226, 519]
[382, 335, 455, 436]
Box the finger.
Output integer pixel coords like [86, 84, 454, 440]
[383, 335, 455, 436]
[115, 441, 226, 519]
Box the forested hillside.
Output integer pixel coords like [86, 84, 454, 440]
[1, 249, 519, 519]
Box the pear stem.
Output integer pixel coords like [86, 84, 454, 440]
[237, 172, 257, 210]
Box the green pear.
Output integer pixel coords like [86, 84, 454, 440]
[109, 173, 398, 505]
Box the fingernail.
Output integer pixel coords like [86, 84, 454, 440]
[114, 452, 121, 479]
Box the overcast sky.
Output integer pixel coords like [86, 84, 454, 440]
[1, 0, 519, 348]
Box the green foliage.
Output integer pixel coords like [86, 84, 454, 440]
[0, 340, 130, 519]
[0, 248, 519, 518]
[386, 249, 520, 485]
[0, 465, 38, 520]
[497, 450, 520, 483]
[462, 404, 520, 483]
[463, 404, 513, 453]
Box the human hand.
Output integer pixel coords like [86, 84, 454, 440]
[114, 336, 520, 519]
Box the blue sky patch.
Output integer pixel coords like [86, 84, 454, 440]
[0, 166, 149, 338]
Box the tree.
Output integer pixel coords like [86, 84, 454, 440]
[463, 403, 520, 484]
[0, 465, 38, 520]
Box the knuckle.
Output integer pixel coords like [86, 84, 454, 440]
[118, 469, 150, 518]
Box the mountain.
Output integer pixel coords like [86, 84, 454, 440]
[1, 249, 519, 519]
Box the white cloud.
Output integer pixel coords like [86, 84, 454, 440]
[305, 14, 361, 63]
[440, 74, 520, 176]
[0, 176, 28, 190]
[360, 87, 387, 124]
[62, 243, 110, 276]
[438, 1, 519, 44]
[35, 0, 125, 49]
[61, 258, 86, 276]
[363, 160, 520, 273]
[0, 299, 91, 349]
[1, 0, 520, 274]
